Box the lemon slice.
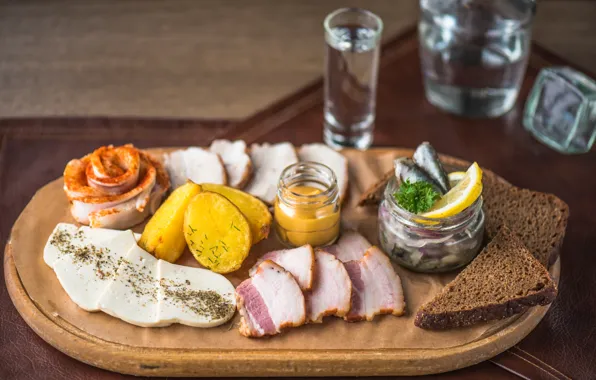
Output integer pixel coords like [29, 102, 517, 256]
[421, 163, 483, 219]
[448, 171, 466, 187]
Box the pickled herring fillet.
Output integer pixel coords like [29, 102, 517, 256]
[248, 245, 315, 291]
[413, 142, 450, 194]
[344, 246, 405, 322]
[236, 260, 306, 337]
[306, 250, 352, 323]
[394, 158, 444, 195]
[323, 230, 372, 262]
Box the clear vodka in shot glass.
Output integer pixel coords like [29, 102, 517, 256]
[419, 0, 535, 118]
[524, 67, 596, 154]
[323, 8, 382, 150]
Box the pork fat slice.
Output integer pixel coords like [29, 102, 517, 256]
[248, 245, 315, 291]
[210, 140, 253, 189]
[344, 246, 405, 322]
[164, 147, 227, 189]
[244, 142, 298, 204]
[306, 250, 352, 323]
[236, 260, 306, 337]
[298, 143, 349, 202]
[324, 231, 372, 262]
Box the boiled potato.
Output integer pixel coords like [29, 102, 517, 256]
[184, 192, 252, 273]
[138, 182, 202, 262]
[200, 183, 271, 244]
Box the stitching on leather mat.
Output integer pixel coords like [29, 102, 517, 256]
[511, 347, 572, 380]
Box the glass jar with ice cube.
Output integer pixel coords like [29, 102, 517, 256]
[524, 67, 596, 154]
[419, 0, 535, 118]
[378, 177, 485, 273]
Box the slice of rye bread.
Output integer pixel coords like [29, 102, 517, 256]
[415, 226, 558, 330]
[483, 186, 569, 268]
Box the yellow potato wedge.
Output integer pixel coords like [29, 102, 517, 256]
[200, 183, 271, 244]
[138, 182, 202, 263]
[184, 191, 252, 273]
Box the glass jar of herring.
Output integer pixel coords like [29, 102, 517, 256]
[378, 177, 485, 273]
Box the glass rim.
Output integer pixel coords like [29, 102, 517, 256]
[277, 161, 339, 206]
[324, 7, 384, 42]
[419, 0, 536, 37]
[383, 176, 483, 229]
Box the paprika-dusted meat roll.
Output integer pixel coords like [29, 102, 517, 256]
[63, 144, 170, 230]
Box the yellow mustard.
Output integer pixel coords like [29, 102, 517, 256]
[274, 163, 340, 247]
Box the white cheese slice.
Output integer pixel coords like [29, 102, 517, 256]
[44, 223, 79, 268]
[157, 260, 236, 327]
[79, 225, 127, 243]
[45, 223, 238, 328]
[44, 223, 135, 268]
[98, 243, 162, 327]
[52, 230, 138, 311]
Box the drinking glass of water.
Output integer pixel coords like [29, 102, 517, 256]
[419, 0, 535, 118]
[323, 8, 383, 150]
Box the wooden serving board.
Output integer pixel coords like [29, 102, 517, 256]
[4, 147, 560, 377]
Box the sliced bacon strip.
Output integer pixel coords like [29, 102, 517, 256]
[64, 145, 169, 229]
[324, 230, 372, 262]
[306, 250, 352, 323]
[236, 260, 305, 337]
[344, 246, 405, 322]
[248, 245, 315, 291]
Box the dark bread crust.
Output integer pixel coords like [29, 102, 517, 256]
[484, 187, 569, 268]
[414, 284, 557, 330]
[357, 169, 393, 206]
[414, 226, 558, 330]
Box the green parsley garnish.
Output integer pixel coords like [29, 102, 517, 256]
[394, 180, 440, 214]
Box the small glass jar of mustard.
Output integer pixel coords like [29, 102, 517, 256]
[274, 162, 340, 248]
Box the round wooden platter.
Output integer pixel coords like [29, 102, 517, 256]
[4, 148, 559, 377]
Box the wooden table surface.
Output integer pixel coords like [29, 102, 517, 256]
[0, 0, 594, 119]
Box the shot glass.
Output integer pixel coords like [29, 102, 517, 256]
[524, 67, 596, 154]
[419, 0, 535, 118]
[323, 8, 383, 150]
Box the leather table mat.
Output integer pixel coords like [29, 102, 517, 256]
[2, 27, 595, 379]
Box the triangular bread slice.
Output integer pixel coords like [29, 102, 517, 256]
[483, 187, 569, 267]
[414, 226, 557, 330]
[298, 143, 349, 202]
[210, 140, 253, 189]
[244, 142, 298, 204]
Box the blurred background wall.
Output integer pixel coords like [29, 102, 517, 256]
[0, 0, 593, 118]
